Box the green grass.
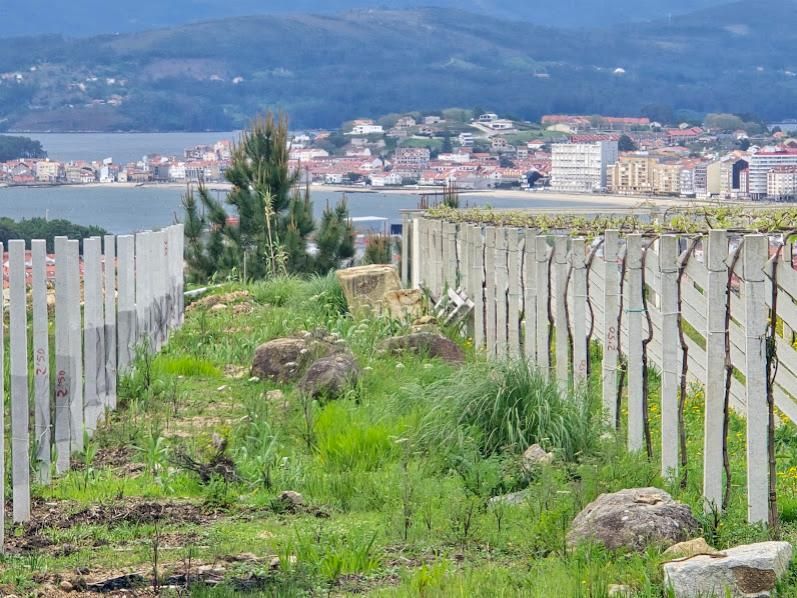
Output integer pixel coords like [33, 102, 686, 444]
[9, 274, 797, 596]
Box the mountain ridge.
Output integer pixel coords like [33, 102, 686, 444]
[1, 3, 795, 131]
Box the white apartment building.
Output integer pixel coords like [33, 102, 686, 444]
[767, 165, 797, 200]
[748, 150, 797, 199]
[551, 141, 618, 192]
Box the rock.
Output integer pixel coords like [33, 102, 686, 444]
[59, 580, 74, 592]
[607, 584, 632, 597]
[663, 537, 724, 560]
[567, 487, 699, 551]
[266, 389, 285, 402]
[299, 353, 359, 398]
[663, 541, 792, 598]
[279, 491, 305, 510]
[383, 288, 424, 320]
[210, 303, 227, 311]
[251, 335, 344, 383]
[489, 489, 530, 506]
[411, 315, 439, 333]
[521, 444, 554, 470]
[336, 264, 401, 317]
[189, 290, 251, 311]
[380, 332, 465, 364]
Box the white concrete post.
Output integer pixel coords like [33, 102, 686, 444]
[104, 235, 117, 410]
[67, 239, 83, 454]
[495, 227, 509, 359]
[411, 217, 421, 289]
[571, 238, 588, 383]
[153, 230, 166, 350]
[659, 235, 681, 479]
[9, 240, 30, 522]
[704, 230, 729, 512]
[484, 227, 497, 358]
[401, 213, 410, 287]
[507, 229, 522, 358]
[117, 235, 136, 371]
[554, 236, 569, 390]
[523, 230, 537, 362]
[743, 234, 769, 524]
[603, 231, 621, 427]
[535, 236, 550, 375]
[176, 223, 185, 326]
[54, 237, 71, 473]
[472, 226, 485, 350]
[135, 232, 150, 350]
[31, 239, 50, 484]
[0, 241, 5, 549]
[626, 234, 645, 453]
[83, 237, 103, 435]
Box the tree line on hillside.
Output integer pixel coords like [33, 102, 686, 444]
[0, 135, 46, 162]
[183, 114, 359, 282]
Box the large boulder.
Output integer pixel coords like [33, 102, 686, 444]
[567, 487, 699, 552]
[380, 332, 465, 364]
[383, 288, 424, 321]
[299, 353, 359, 398]
[251, 332, 344, 383]
[336, 265, 401, 317]
[663, 541, 792, 598]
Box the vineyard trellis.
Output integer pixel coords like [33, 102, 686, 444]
[0, 224, 184, 550]
[401, 206, 797, 526]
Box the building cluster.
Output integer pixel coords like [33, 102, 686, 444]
[0, 141, 233, 185]
[5, 110, 797, 200]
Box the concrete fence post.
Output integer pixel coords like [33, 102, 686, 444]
[0, 241, 5, 549]
[659, 234, 681, 480]
[507, 228, 522, 358]
[9, 239, 30, 522]
[54, 237, 71, 473]
[401, 213, 410, 287]
[484, 227, 498, 358]
[31, 239, 51, 484]
[602, 230, 621, 426]
[104, 235, 117, 410]
[494, 227, 509, 359]
[626, 233, 645, 453]
[411, 216, 421, 289]
[523, 229, 537, 362]
[67, 239, 83, 454]
[743, 234, 769, 523]
[571, 237, 588, 383]
[704, 230, 729, 512]
[117, 235, 136, 371]
[554, 236, 569, 391]
[176, 224, 185, 326]
[83, 237, 103, 435]
[472, 225, 485, 350]
[535, 235, 550, 375]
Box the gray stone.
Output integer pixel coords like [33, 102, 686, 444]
[380, 332, 465, 364]
[663, 541, 792, 598]
[299, 353, 359, 398]
[607, 584, 632, 597]
[251, 335, 344, 383]
[336, 264, 401, 317]
[567, 487, 699, 552]
[522, 443, 554, 470]
[279, 491, 305, 509]
[489, 490, 530, 506]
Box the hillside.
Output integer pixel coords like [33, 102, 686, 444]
[0, 0, 729, 37]
[1, 3, 797, 131]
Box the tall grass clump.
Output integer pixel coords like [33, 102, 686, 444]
[416, 360, 601, 461]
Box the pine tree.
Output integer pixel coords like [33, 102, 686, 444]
[314, 197, 355, 274]
[182, 113, 316, 281]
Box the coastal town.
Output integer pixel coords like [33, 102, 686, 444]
[4, 110, 797, 201]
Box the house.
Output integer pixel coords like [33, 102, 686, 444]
[369, 173, 402, 187]
[395, 116, 417, 129]
[486, 119, 514, 131]
[458, 132, 474, 147]
[394, 147, 431, 172]
[348, 124, 384, 135]
[34, 159, 60, 183]
[477, 113, 499, 123]
[424, 116, 444, 125]
[490, 137, 510, 151]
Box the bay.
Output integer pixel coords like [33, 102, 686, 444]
[25, 132, 239, 165]
[0, 184, 629, 235]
